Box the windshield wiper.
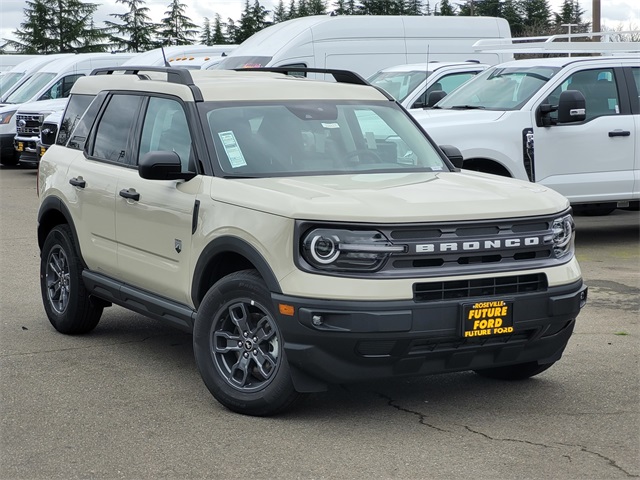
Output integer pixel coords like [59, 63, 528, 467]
[449, 105, 486, 110]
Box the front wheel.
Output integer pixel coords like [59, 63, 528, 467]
[40, 225, 103, 334]
[474, 361, 555, 380]
[193, 270, 302, 416]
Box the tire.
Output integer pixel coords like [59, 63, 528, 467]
[193, 270, 302, 416]
[0, 151, 19, 166]
[40, 225, 103, 334]
[474, 361, 555, 380]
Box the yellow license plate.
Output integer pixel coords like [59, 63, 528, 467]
[462, 300, 514, 338]
[16, 142, 23, 152]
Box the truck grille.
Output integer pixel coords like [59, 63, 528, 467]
[16, 113, 44, 135]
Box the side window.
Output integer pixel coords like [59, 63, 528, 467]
[415, 72, 478, 108]
[545, 68, 620, 122]
[138, 97, 193, 172]
[40, 74, 83, 100]
[631, 67, 640, 110]
[353, 109, 415, 165]
[56, 94, 95, 146]
[91, 94, 142, 164]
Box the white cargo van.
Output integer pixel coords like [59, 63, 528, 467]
[213, 15, 513, 78]
[0, 55, 40, 72]
[0, 53, 134, 165]
[0, 55, 71, 100]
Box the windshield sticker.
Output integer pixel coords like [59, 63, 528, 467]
[218, 130, 247, 168]
[321, 122, 340, 129]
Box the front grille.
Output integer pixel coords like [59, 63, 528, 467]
[413, 273, 547, 302]
[16, 113, 44, 135]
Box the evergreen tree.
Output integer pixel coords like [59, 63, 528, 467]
[273, 0, 288, 22]
[308, 0, 327, 15]
[200, 17, 213, 45]
[105, 0, 156, 52]
[212, 14, 227, 44]
[10, 0, 108, 53]
[287, 0, 297, 19]
[439, 0, 456, 15]
[346, 0, 358, 14]
[225, 18, 239, 43]
[359, 0, 405, 15]
[159, 0, 198, 45]
[502, 0, 525, 36]
[476, 0, 501, 17]
[332, 0, 348, 15]
[298, 0, 310, 17]
[405, 0, 424, 15]
[251, 0, 270, 30]
[554, 0, 590, 33]
[521, 0, 552, 30]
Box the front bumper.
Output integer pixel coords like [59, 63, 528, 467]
[273, 280, 587, 386]
[14, 135, 39, 164]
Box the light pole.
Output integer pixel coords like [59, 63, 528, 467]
[593, 0, 601, 36]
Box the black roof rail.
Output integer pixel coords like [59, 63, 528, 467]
[89, 66, 203, 101]
[233, 67, 370, 86]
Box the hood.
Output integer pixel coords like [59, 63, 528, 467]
[16, 98, 68, 115]
[211, 171, 568, 223]
[410, 108, 507, 126]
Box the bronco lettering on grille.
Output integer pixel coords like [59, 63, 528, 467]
[415, 236, 544, 253]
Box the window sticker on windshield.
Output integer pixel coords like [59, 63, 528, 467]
[321, 122, 340, 129]
[218, 130, 247, 168]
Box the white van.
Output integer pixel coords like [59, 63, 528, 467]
[122, 45, 237, 68]
[0, 53, 134, 165]
[0, 54, 71, 100]
[213, 15, 513, 78]
[0, 55, 40, 72]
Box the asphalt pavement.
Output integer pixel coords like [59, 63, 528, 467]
[1, 164, 638, 479]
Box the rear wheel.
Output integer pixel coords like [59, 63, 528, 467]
[193, 270, 302, 416]
[40, 225, 103, 334]
[474, 361, 555, 380]
[573, 204, 616, 216]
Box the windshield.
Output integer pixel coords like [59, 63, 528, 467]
[211, 56, 273, 70]
[368, 70, 431, 102]
[201, 100, 447, 177]
[0, 72, 24, 96]
[5, 72, 56, 104]
[437, 66, 561, 111]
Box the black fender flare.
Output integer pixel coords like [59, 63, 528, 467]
[37, 197, 84, 264]
[191, 236, 282, 308]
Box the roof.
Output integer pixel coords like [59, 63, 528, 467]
[71, 68, 389, 102]
[491, 56, 637, 69]
[376, 61, 488, 73]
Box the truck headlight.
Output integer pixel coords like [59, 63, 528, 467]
[551, 214, 574, 259]
[301, 228, 405, 272]
[0, 110, 16, 125]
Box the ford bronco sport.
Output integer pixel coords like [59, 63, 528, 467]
[37, 66, 587, 416]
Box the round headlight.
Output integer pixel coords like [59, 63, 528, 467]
[309, 234, 340, 264]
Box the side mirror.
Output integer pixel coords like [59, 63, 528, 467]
[427, 90, 447, 108]
[536, 103, 557, 127]
[439, 144, 464, 169]
[557, 90, 586, 123]
[138, 151, 195, 181]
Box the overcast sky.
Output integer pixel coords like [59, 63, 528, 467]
[1, 0, 638, 46]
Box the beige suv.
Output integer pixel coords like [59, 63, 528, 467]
[37, 66, 587, 416]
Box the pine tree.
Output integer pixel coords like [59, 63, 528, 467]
[476, 0, 501, 17]
[502, 0, 524, 36]
[159, 0, 198, 45]
[225, 18, 239, 43]
[405, 0, 423, 15]
[251, 0, 270, 30]
[105, 0, 156, 52]
[554, 0, 590, 33]
[10, 0, 108, 53]
[439, 0, 456, 16]
[521, 0, 552, 31]
[273, 0, 288, 22]
[200, 17, 213, 45]
[308, 0, 327, 15]
[359, 0, 405, 15]
[287, 0, 297, 19]
[212, 14, 227, 44]
[298, 0, 310, 17]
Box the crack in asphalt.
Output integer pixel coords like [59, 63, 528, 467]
[377, 393, 450, 433]
[381, 394, 638, 477]
[0, 334, 176, 358]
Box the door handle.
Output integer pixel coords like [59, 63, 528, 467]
[608, 130, 630, 137]
[119, 188, 140, 201]
[69, 177, 86, 188]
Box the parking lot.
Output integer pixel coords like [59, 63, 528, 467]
[1, 164, 638, 479]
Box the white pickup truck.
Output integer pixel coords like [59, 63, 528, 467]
[411, 56, 640, 215]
